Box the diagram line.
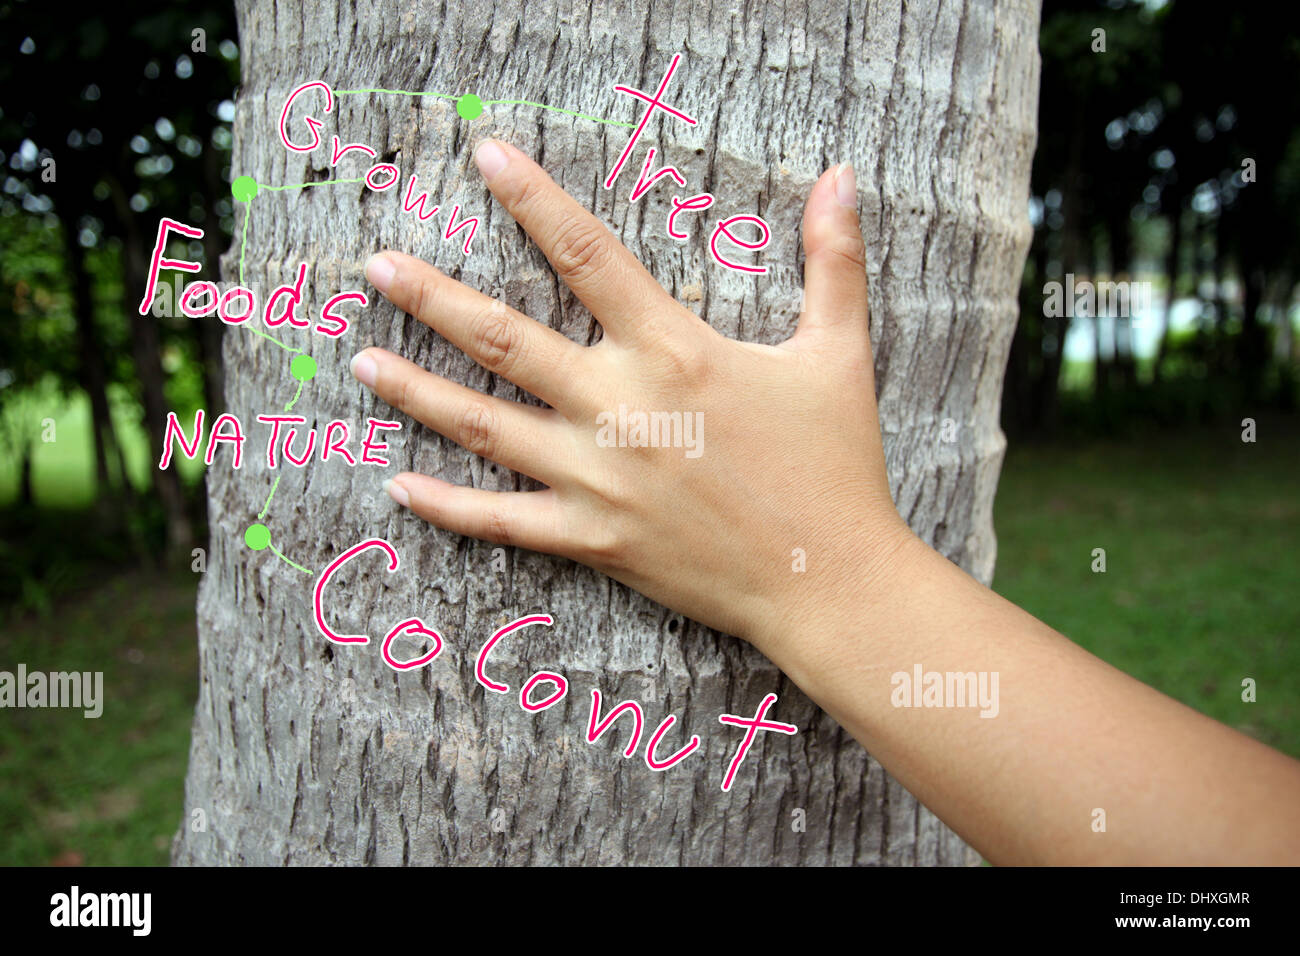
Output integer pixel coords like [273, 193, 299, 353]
[284, 381, 304, 411]
[238, 200, 251, 286]
[260, 177, 368, 192]
[334, 87, 634, 127]
[246, 325, 300, 352]
[483, 98, 635, 128]
[269, 544, 314, 575]
[335, 88, 459, 100]
[258, 475, 281, 520]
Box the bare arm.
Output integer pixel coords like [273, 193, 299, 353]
[762, 528, 1300, 864]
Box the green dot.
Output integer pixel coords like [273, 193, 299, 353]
[456, 94, 484, 120]
[244, 523, 271, 551]
[290, 354, 317, 381]
[231, 175, 258, 202]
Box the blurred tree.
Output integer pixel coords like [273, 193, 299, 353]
[0, 213, 77, 505]
[0, 0, 238, 550]
[1008, 0, 1300, 435]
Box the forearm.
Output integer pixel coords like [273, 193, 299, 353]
[753, 526, 1300, 865]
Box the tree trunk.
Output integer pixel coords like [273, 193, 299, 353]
[1091, 250, 1111, 404]
[108, 177, 195, 554]
[1210, 212, 1226, 362]
[62, 217, 115, 498]
[1241, 265, 1266, 393]
[198, 143, 230, 417]
[175, 0, 1040, 866]
[1107, 208, 1136, 390]
[19, 444, 34, 509]
[1153, 201, 1184, 384]
[1034, 239, 1065, 433]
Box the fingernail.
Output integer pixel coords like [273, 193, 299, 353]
[834, 162, 857, 208]
[350, 351, 377, 388]
[382, 478, 410, 508]
[365, 253, 396, 293]
[474, 139, 509, 182]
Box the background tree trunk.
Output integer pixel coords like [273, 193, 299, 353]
[108, 178, 195, 555]
[174, 0, 1039, 865]
[62, 217, 115, 498]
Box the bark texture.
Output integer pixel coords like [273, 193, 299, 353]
[174, 0, 1040, 865]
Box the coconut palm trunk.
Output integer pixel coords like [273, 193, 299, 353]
[173, 0, 1040, 865]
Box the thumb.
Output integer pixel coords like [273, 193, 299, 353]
[792, 162, 871, 347]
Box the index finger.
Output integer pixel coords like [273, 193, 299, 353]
[473, 138, 687, 346]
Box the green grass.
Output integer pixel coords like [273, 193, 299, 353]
[0, 384, 204, 508]
[992, 420, 1300, 758]
[0, 567, 199, 865]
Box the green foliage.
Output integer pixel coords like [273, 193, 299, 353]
[0, 0, 236, 519]
[0, 214, 79, 452]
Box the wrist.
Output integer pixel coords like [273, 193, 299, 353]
[746, 513, 934, 674]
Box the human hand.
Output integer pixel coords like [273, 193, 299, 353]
[350, 138, 914, 654]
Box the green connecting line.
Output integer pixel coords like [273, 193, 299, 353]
[234, 198, 305, 353]
[335, 87, 635, 128]
[234, 177, 367, 338]
[483, 98, 635, 128]
[238, 201, 251, 285]
[335, 88, 458, 100]
[269, 544, 314, 575]
[244, 521, 313, 574]
[257, 474, 281, 520]
[247, 325, 299, 352]
[258, 177, 368, 192]
[230, 175, 324, 571]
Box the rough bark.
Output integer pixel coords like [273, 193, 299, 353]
[175, 0, 1040, 865]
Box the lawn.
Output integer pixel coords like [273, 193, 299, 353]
[992, 420, 1300, 758]
[0, 565, 199, 865]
